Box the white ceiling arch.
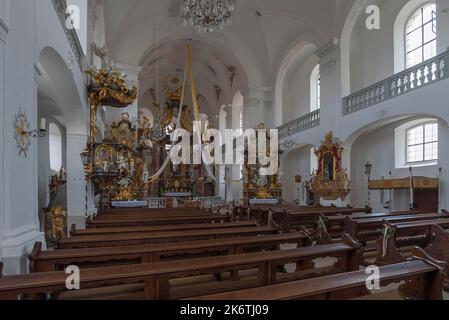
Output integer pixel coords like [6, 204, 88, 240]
[99, 0, 357, 88]
[36, 47, 87, 134]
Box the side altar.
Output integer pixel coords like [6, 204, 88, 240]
[242, 123, 283, 205]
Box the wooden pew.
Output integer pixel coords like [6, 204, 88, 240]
[0, 234, 361, 300]
[376, 223, 449, 265]
[102, 207, 210, 214]
[316, 211, 420, 244]
[94, 209, 213, 219]
[29, 232, 310, 273]
[87, 214, 230, 228]
[233, 205, 370, 226]
[70, 221, 257, 237]
[56, 226, 279, 249]
[188, 250, 444, 300]
[322, 210, 419, 237]
[232, 204, 296, 222]
[345, 212, 448, 244]
[271, 206, 373, 232]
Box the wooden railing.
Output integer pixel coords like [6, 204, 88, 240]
[343, 50, 449, 116]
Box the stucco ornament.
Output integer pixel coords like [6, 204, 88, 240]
[13, 108, 32, 158]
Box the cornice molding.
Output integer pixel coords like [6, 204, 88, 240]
[316, 38, 340, 58]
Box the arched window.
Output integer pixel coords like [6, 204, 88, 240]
[49, 123, 62, 171]
[310, 147, 318, 175]
[406, 121, 438, 164]
[405, 3, 437, 68]
[310, 64, 320, 112]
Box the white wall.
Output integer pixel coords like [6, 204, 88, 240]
[283, 54, 319, 121]
[282, 146, 313, 203]
[436, 0, 449, 53]
[350, 0, 410, 93]
[350, 118, 446, 212]
[0, 0, 87, 275]
[0, 0, 9, 265]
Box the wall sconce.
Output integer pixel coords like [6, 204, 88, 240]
[364, 161, 373, 207]
[282, 139, 296, 149]
[80, 147, 91, 167]
[19, 128, 47, 138]
[13, 108, 47, 158]
[80, 146, 93, 180]
[364, 161, 373, 179]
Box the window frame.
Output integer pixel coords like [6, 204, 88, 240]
[404, 3, 437, 69]
[310, 64, 321, 112]
[405, 121, 438, 165]
[49, 123, 63, 172]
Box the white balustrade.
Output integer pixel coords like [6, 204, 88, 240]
[343, 51, 449, 115]
[278, 109, 320, 140]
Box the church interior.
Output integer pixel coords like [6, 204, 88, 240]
[1, 0, 449, 303]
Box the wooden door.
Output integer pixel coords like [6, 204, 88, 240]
[413, 189, 438, 213]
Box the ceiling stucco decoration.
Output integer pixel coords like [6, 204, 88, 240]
[66, 51, 76, 76]
[321, 58, 338, 78]
[138, 39, 248, 123]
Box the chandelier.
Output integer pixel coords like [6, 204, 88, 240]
[180, 0, 235, 33]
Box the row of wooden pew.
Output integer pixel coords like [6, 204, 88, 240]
[0, 205, 448, 300]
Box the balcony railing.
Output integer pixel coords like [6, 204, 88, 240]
[278, 109, 320, 140]
[343, 50, 449, 116]
[51, 0, 83, 69]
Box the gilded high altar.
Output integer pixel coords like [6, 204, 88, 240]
[83, 68, 217, 211]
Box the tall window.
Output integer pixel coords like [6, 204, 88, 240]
[49, 123, 62, 171]
[405, 3, 437, 68]
[406, 122, 438, 164]
[310, 64, 320, 112]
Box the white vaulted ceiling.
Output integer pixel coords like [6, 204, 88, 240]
[101, 0, 355, 82]
[98, 0, 356, 120]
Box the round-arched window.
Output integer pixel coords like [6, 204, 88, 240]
[49, 123, 62, 171]
[405, 3, 437, 68]
[310, 64, 320, 112]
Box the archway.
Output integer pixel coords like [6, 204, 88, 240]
[344, 113, 449, 212]
[274, 41, 318, 127]
[36, 47, 87, 237]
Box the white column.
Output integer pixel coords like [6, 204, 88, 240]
[316, 40, 350, 207]
[242, 86, 272, 129]
[0, 0, 45, 275]
[66, 133, 89, 229]
[316, 39, 340, 135]
[218, 106, 228, 201]
[0, 1, 8, 264]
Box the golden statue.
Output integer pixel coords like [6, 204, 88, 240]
[47, 207, 67, 242]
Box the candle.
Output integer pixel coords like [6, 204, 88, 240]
[40, 118, 46, 130]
